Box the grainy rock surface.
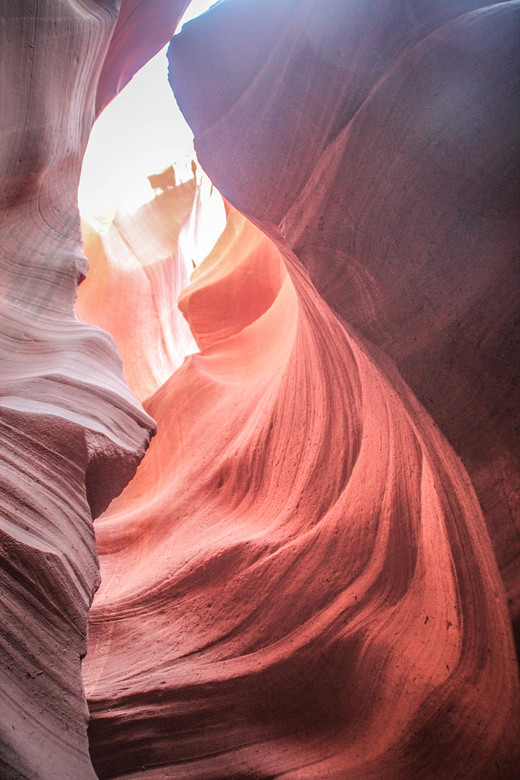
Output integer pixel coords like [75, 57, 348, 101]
[85, 197, 519, 777]
[1, 1, 519, 778]
[0, 1, 189, 777]
[171, 0, 520, 640]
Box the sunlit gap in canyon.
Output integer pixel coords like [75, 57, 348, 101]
[3, 1, 518, 777]
[78, 0, 223, 227]
[76, 0, 236, 401]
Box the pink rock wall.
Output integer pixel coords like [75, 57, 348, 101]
[76, 179, 197, 402]
[1, 0, 519, 778]
[170, 0, 520, 636]
[0, 1, 188, 776]
[84, 199, 520, 776]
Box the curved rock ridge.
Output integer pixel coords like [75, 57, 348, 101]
[178, 206, 287, 351]
[76, 177, 199, 402]
[3, 0, 519, 777]
[170, 0, 520, 643]
[84, 202, 519, 776]
[86, 256, 517, 776]
[0, 1, 185, 776]
[95, 0, 192, 115]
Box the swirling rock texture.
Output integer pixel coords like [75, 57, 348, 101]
[166, 1, 520, 773]
[83, 3, 520, 778]
[171, 0, 520, 633]
[2, 1, 519, 779]
[76, 178, 198, 403]
[85, 213, 520, 778]
[0, 1, 190, 777]
[84, 1, 518, 779]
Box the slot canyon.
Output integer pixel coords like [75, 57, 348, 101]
[1, 0, 519, 777]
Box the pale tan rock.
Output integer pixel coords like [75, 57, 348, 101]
[76, 178, 197, 402]
[0, 1, 187, 776]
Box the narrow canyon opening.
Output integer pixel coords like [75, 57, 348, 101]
[1, 2, 518, 778]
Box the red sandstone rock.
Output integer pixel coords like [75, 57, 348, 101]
[178, 207, 287, 351]
[85, 216, 519, 776]
[2, 0, 519, 778]
[76, 178, 198, 402]
[170, 0, 520, 669]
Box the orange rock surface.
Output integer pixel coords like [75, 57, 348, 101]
[1, 1, 519, 778]
[76, 179, 198, 402]
[171, 0, 520, 631]
[84, 190, 520, 778]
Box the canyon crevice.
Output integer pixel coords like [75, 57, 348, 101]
[1, 1, 519, 778]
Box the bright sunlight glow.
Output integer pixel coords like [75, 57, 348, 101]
[78, 0, 222, 229]
[176, 0, 222, 32]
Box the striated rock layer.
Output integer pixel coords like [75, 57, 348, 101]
[171, 0, 520, 640]
[76, 177, 198, 402]
[0, 1, 190, 777]
[84, 205, 519, 775]
[1, 0, 519, 778]
[85, 0, 519, 777]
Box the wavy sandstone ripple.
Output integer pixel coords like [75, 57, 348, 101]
[170, 0, 520, 630]
[84, 193, 519, 776]
[1, 0, 519, 778]
[0, 1, 190, 776]
[85, 1, 520, 776]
